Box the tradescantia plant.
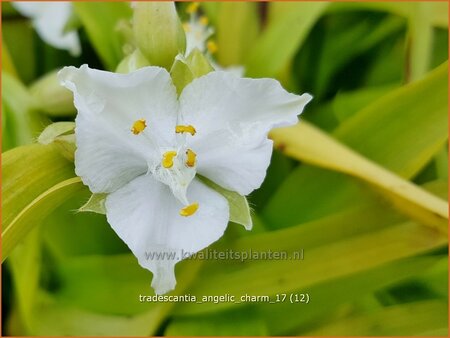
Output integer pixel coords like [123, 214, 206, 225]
[58, 64, 311, 294]
[2, 1, 448, 336]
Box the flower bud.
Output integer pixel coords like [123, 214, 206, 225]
[133, 2, 186, 69]
[30, 70, 76, 117]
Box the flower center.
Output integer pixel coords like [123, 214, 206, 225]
[132, 119, 199, 216]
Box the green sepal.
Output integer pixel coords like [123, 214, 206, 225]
[170, 57, 195, 95]
[199, 176, 253, 230]
[38, 122, 76, 161]
[116, 49, 151, 74]
[78, 193, 108, 214]
[186, 48, 214, 78]
[170, 49, 214, 95]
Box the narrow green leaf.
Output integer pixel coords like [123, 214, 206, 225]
[2, 38, 18, 78]
[183, 218, 447, 313]
[215, 2, 259, 66]
[29, 292, 158, 336]
[2, 72, 48, 150]
[304, 300, 447, 336]
[2, 143, 78, 261]
[8, 228, 42, 334]
[2, 177, 84, 261]
[270, 122, 448, 233]
[73, 2, 132, 70]
[265, 61, 448, 228]
[245, 2, 327, 78]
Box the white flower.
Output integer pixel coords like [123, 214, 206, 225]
[59, 65, 311, 294]
[183, 5, 213, 56]
[182, 3, 245, 76]
[12, 1, 80, 56]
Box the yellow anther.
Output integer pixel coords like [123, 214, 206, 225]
[199, 16, 209, 26]
[131, 119, 147, 135]
[162, 151, 177, 168]
[175, 125, 196, 136]
[180, 202, 199, 217]
[207, 40, 218, 54]
[186, 2, 199, 14]
[185, 149, 196, 167]
[183, 23, 191, 32]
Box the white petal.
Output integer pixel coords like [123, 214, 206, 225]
[105, 175, 229, 294]
[180, 71, 312, 194]
[13, 2, 81, 56]
[59, 65, 179, 193]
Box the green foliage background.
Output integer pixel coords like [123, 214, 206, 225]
[1, 1, 449, 336]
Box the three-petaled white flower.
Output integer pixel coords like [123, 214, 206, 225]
[12, 1, 80, 56]
[59, 65, 311, 294]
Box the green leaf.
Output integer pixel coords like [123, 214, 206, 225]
[270, 122, 448, 233]
[311, 15, 404, 98]
[2, 72, 48, 150]
[2, 144, 79, 261]
[73, 2, 132, 70]
[329, 2, 448, 28]
[28, 292, 158, 336]
[265, 61, 448, 228]
[7, 228, 42, 334]
[182, 218, 447, 313]
[408, 3, 434, 81]
[215, 2, 259, 66]
[78, 193, 107, 214]
[2, 19, 36, 83]
[174, 180, 447, 316]
[2, 177, 84, 262]
[2, 38, 18, 78]
[245, 2, 328, 78]
[303, 300, 447, 336]
[332, 84, 399, 123]
[200, 177, 252, 230]
[166, 307, 268, 336]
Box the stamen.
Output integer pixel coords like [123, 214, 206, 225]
[180, 202, 199, 217]
[185, 149, 196, 167]
[131, 119, 146, 135]
[207, 40, 218, 54]
[199, 16, 209, 26]
[162, 151, 177, 168]
[175, 125, 196, 136]
[186, 2, 199, 14]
